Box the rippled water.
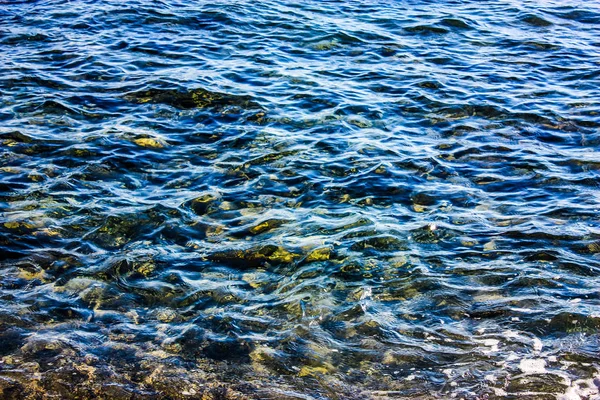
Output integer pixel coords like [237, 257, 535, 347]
[1, 0, 600, 398]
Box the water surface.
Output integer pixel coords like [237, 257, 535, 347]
[1, 0, 600, 398]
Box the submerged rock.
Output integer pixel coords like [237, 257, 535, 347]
[248, 219, 291, 235]
[133, 137, 166, 148]
[305, 246, 333, 262]
[124, 87, 262, 110]
[155, 308, 178, 323]
[351, 235, 408, 252]
[188, 192, 220, 216]
[298, 365, 333, 377]
[208, 245, 299, 268]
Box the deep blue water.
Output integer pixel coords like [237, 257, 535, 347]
[1, 1, 600, 399]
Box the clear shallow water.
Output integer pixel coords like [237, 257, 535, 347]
[1, 0, 600, 398]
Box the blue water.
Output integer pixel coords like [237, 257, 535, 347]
[1, 1, 600, 398]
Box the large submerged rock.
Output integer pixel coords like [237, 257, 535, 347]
[124, 87, 262, 110]
[207, 244, 299, 269]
